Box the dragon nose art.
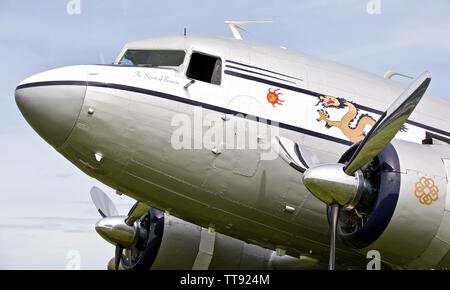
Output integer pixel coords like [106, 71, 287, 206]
[15, 81, 87, 148]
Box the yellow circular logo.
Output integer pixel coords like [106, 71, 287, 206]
[414, 177, 439, 206]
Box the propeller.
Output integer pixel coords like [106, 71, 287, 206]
[272, 136, 321, 173]
[344, 71, 432, 175]
[114, 245, 124, 271]
[90, 186, 119, 218]
[125, 202, 150, 226]
[329, 204, 339, 270]
[274, 71, 432, 270]
[90, 186, 150, 270]
[90, 187, 124, 270]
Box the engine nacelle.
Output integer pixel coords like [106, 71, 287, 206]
[151, 214, 319, 270]
[336, 139, 450, 268]
[118, 209, 320, 270]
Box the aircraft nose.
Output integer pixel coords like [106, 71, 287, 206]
[15, 67, 87, 148]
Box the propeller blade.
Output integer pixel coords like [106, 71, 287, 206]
[328, 204, 339, 270]
[114, 245, 123, 270]
[344, 71, 432, 175]
[273, 136, 321, 173]
[125, 202, 151, 226]
[90, 186, 119, 218]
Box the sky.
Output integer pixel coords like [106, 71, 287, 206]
[0, 0, 449, 269]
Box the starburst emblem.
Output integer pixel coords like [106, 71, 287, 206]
[266, 88, 284, 107]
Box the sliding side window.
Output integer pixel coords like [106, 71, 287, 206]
[186, 52, 222, 85]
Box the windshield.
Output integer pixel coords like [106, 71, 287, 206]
[118, 50, 186, 68]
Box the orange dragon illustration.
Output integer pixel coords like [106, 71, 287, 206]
[315, 95, 376, 143]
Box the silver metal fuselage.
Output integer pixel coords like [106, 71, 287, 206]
[15, 35, 450, 267]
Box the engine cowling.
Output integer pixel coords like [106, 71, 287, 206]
[336, 139, 450, 268]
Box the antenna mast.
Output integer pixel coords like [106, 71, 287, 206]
[224, 20, 272, 40]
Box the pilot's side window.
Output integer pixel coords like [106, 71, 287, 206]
[186, 52, 222, 85]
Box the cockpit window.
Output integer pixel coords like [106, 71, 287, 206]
[118, 50, 186, 68]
